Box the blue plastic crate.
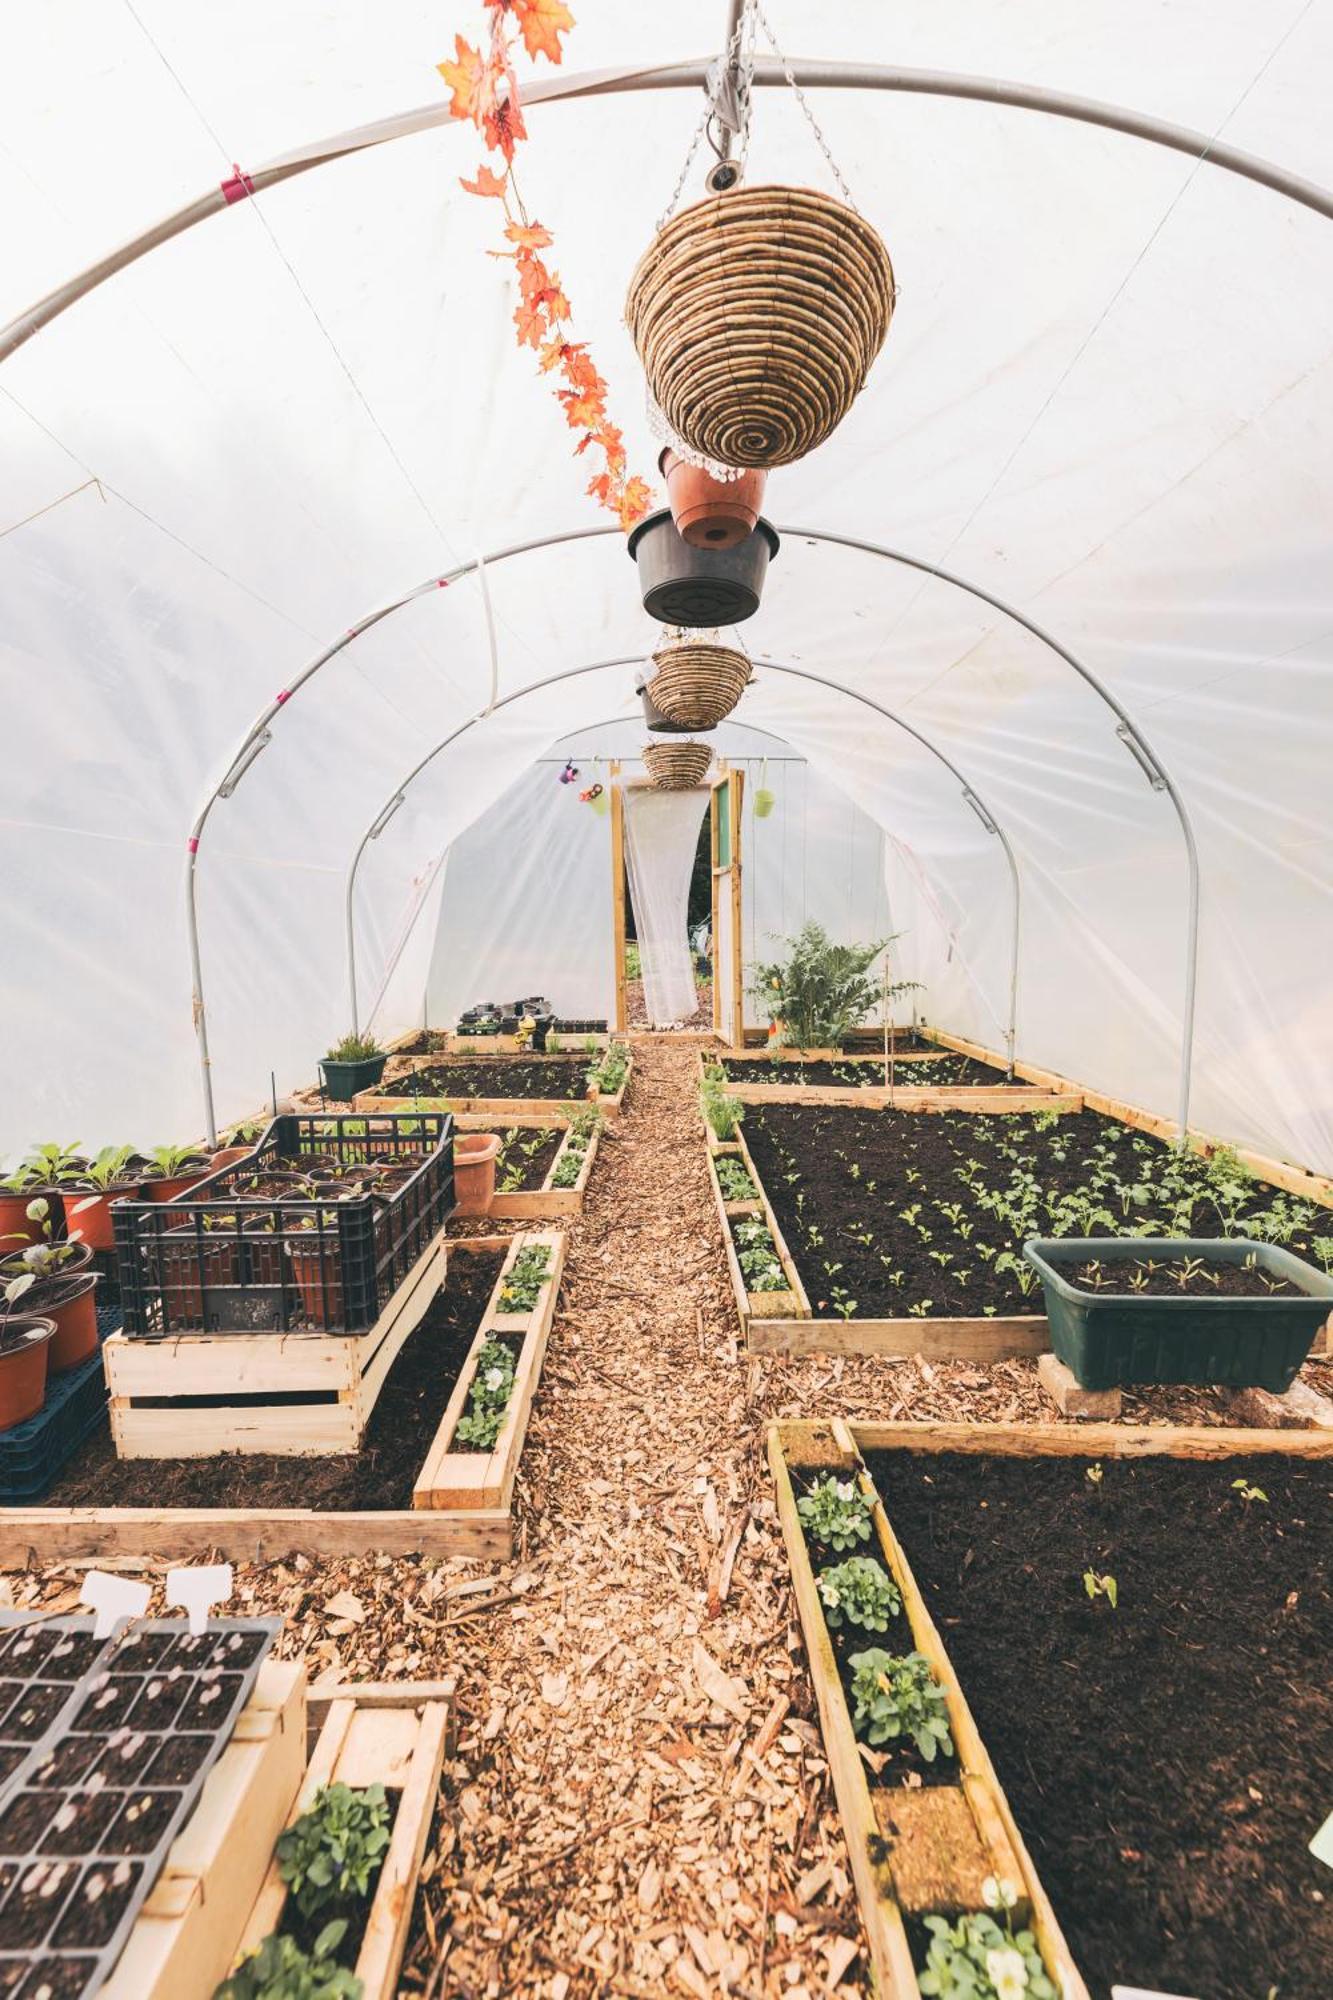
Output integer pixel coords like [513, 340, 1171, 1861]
[0, 1307, 117, 1501]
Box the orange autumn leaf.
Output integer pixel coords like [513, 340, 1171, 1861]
[538, 337, 568, 374]
[513, 298, 549, 348]
[460, 163, 508, 198]
[618, 476, 652, 530]
[437, 35, 488, 122]
[559, 344, 603, 394]
[559, 386, 608, 431]
[481, 73, 527, 159]
[504, 220, 553, 249]
[512, 0, 575, 64]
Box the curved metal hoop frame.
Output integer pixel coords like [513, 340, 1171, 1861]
[186, 525, 1196, 1143]
[339, 658, 1022, 1088]
[3, 55, 1331, 363]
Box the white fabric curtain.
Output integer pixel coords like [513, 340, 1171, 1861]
[623, 786, 708, 1026]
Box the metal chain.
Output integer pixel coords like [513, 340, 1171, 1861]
[656, 0, 757, 230]
[754, 1, 860, 211]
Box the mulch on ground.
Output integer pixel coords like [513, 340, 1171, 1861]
[43, 1251, 502, 1512]
[869, 1447, 1333, 2000]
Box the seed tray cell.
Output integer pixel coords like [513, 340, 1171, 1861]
[0, 1616, 278, 1997]
[0, 1626, 122, 1810]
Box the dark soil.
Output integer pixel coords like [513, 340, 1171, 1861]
[144, 1734, 210, 1786]
[6, 1684, 69, 1740]
[176, 1672, 241, 1731]
[105, 1787, 180, 1855]
[795, 1467, 955, 1792]
[54, 1858, 141, 1946]
[16, 1960, 96, 2000]
[383, 1058, 590, 1101]
[866, 1448, 1333, 2000]
[490, 1125, 565, 1193]
[1064, 1253, 1301, 1297]
[127, 1672, 189, 1729]
[722, 1055, 1021, 1088]
[40, 1787, 121, 1853]
[32, 1738, 102, 1789]
[2, 1860, 77, 1946]
[743, 1103, 1326, 1319]
[45, 1251, 503, 1510]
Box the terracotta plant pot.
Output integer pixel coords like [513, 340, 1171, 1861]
[287, 1241, 344, 1329]
[144, 1167, 211, 1204]
[0, 1192, 44, 1251]
[158, 1237, 240, 1332]
[453, 1133, 501, 1217]
[0, 1317, 55, 1430]
[63, 1182, 144, 1253]
[210, 1145, 256, 1171]
[40, 1275, 100, 1372]
[660, 447, 767, 550]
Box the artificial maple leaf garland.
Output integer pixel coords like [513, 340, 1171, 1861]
[438, 3, 652, 531]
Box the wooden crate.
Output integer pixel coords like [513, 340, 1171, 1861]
[235, 1688, 449, 2000]
[453, 1112, 604, 1220]
[771, 1415, 1333, 1994]
[105, 1232, 448, 1459]
[100, 1658, 307, 2000]
[769, 1419, 1086, 2000]
[414, 1228, 566, 1511]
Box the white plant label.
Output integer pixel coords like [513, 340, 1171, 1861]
[1310, 1808, 1333, 1871]
[80, 1570, 151, 1637]
[1112, 1988, 1200, 1999]
[166, 1563, 234, 1635]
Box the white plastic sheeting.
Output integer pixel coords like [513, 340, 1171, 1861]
[624, 786, 710, 1026]
[2, 4, 1332, 1172]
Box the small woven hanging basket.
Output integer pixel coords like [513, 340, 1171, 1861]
[644, 741, 713, 790]
[626, 184, 895, 469]
[647, 641, 752, 730]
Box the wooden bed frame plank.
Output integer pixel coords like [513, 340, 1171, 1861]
[0, 1503, 513, 1565]
[746, 1314, 1049, 1359]
[849, 1418, 1333, 1459]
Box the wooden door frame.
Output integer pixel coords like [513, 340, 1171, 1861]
[710, 763, 745, 1048]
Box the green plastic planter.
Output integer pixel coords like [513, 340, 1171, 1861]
[1023, 1237, 1333, 1393]
[318, 1053, 387, 1100]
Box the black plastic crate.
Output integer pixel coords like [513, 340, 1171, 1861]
[554, 1018, 608, 1035]
[113, 1112, 454, 1339]
[0, 1308, 117, 1503]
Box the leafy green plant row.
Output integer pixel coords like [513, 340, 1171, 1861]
[550, 1108, 602, 1189]
[456, 1336, 517, 1449]
[714, 1156, 757, 1204]
[215, 1780, 392, 1999]
[730, 1216, 789, 1294]
[586, 1042, 629, 1096]
[793, 1470, 1056, 2000]
[700, 1063, 745, 1141]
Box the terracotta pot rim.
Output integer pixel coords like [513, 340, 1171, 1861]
[0, 1315, 57, 1353]
[454, 1133, 502, 1163]
[14, 1271, 98, 1312]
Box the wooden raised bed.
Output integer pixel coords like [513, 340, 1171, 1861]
[453, 1112, 604, 1220]
[0, 1240, 562, 1564]
[102, 1657, 308, 2000]
[355, 1049, 630, 1123]
[104, 1232, 448, 1459]
[769, 1417, 1086, 2000]
[771, 1417, 1333, 1997]
[702, 1048, 1076, 1114]
[234, 1685, 449, 2000]
[414, 1227, 566, 1511]
[710, 1121, 1044, 1358]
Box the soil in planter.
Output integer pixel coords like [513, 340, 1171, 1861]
[721, 1055, 1022, 1088]
[14, 1960, 97, 2000]
[743, 1103, 1330, 1319]
[1067, 1253, 1302, 1297]
[43, 1250, 504, 1511]
[489, 1126, 565, 1194]
[382, 1057, 591, 1101]
[866, 1448, 1333, 2000]
[794, 1467, 956, 1793]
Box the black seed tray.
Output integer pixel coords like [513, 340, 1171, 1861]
[0, 1617, 279, 1996]
[0, 1623, 121, 1811]
[0, 1310, 118, 1503]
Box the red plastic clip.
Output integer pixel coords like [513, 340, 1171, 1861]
[220, 165, 255, 206]
[274, 689, 292, 705]
[187, 836, 199, 854]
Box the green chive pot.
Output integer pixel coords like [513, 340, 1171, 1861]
[318, 1054, 387, 1100]
[1023, 1236, 1333, 1392]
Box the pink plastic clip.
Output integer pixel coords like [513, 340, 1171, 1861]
[220, 166, 255, 205]
[436, 578, 449, 589]
[187, 836, 199, 854]
[275, 689, 292, 704]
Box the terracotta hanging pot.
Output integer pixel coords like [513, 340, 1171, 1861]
[659, 448, 767, 551]
[453, 1132, 501, 1217]
[627, 185, 895, 469]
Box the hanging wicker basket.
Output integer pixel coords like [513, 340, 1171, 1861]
[643, 741, 713, 790]
[626, 184, 895, 469]
[647, 641, 752, 730]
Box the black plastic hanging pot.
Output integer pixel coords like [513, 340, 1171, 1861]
[627, 508, 779, 626]
[635, 668, 705, 735]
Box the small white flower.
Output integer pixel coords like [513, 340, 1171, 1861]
[985, 1946, 1028, 2000]
[484, 1367, 507, 1391]
[835, 1480, 855, 1501]
[982, 1875, 1019, 1912]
